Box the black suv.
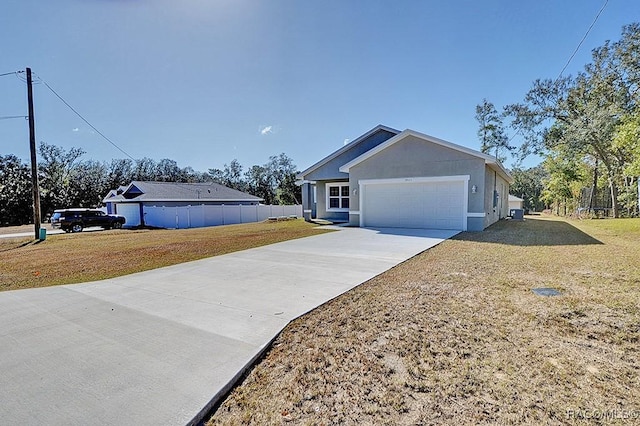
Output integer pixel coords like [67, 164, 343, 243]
[51, 209, 126, 233]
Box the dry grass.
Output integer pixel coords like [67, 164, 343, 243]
[0, 219, 328, 292]
[208, 215, 640, 425]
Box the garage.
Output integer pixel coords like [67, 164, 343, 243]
[115, 203, 141, 227]
[360, 177, 467, 230]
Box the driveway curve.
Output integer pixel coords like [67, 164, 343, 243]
[0, 226, 456, 425]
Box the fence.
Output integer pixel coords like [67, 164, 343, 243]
[142, 204, 302, 229]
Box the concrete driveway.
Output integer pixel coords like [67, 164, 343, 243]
[0, 226, 457, 425]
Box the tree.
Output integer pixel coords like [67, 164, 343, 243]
[156, 159, 182, 182]
[509, 165, 548, 212]
[541, 147, 588, 215]
[245, 164, 274, 204]
[265, 153, 300, 204]
[69, 160, 109, 208]
[209, 159, 246, 191]
[106, 158, 135, 191]
[0, 155, 32, 225]
[475, 99, 512, 162]
[210, 154, 301, 204]
[133, 157, 158, 181]
[505, 23, 640, 217]
[613, 113, 640, 215]
[38, 142, 86, 216]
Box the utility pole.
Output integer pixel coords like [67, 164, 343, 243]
[27, 67, 41, 240]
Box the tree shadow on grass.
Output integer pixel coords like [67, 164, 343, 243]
[454, 217, 603, 246]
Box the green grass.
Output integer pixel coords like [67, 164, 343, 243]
[208, 215, 640, 425]
[0, 219, 329, 292]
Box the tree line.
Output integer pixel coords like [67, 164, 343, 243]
[0, 142, 301, 226]
[477, 23, 640, 217]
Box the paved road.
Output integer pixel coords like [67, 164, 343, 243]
[0, 226, 457, 425]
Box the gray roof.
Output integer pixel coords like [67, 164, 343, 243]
[104, 181, 263, 203]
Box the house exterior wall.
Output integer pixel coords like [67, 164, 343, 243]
[346, 135, 487, 229]
[315, 179, 350, 222]
[484, 167, 510, 228]
[509, 199, 524, 210]
[302, 128, 396, 222]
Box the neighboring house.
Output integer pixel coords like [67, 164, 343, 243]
[509, 195, 524, 210]
[103, 181, 263, 227]
[297, 125, 513, 231]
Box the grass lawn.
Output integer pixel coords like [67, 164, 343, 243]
[208, 215, 640, 425]
[0, 219, 328, 292]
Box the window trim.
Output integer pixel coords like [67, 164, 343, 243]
[326, 182, 350, 212]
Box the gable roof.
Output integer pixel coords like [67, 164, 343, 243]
[297, 124, 400, 180]
[339, 129, 513, 183]
[103, 181, 263, 203]
[509, 194, 524, 202]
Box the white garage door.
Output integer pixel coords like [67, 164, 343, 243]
[362, 178, 465, 230]
[115, 203, 141, 227]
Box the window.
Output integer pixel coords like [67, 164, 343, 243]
[327, 183, 350, 211]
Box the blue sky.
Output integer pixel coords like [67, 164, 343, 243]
[0, 0, 636, 173]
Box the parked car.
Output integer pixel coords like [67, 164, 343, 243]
[50, 208, 126, 233]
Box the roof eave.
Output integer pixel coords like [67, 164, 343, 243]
[339, 129, 515, 180]
[297, 124, 400, 179]
[486, 159, 514, 184]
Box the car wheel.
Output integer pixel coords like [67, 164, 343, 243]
[112, 222, 122, 229]
[71, 223, 83, 233]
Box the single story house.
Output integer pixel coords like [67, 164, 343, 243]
[103, 181, 263, 227]
[509, 194, 524, 210]
[297, 125, 513, 231]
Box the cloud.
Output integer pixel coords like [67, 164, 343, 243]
[343, 138, 350, 145]
[260, 125, 273, 135]
[72, 128, 79, 132]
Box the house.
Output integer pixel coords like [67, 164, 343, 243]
[103, 181, 263, 227]
[508, 194, 524, 211]
[297, 125, 513, 231]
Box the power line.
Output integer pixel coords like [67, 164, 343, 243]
[34, 73, 136, 161]
[0, 115, 28, 121]
[505, 0, 609, 149]
[557, 0, 609, 79]
[0, 70, 22, 78]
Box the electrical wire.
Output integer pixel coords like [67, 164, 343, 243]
[34, 73, 136, 161]
[557, 0, 609, 79]
[0, 115, 27, 121]
[0, 70, 22, 78]
[15, 73, 29, 83]
[505, 0, 609, 149]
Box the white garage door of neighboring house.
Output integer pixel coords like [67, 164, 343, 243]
[361, 177, 467, 230]
[115, 203, 141, 227]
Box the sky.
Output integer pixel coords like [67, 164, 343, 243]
[0, 0, 637, 174]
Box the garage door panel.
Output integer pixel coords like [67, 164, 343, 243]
[362, 179, 465, 230]
[115, 203, 141, 227]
